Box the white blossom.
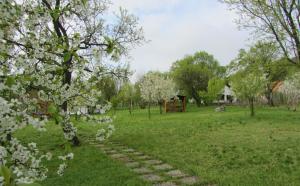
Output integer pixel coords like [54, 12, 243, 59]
[57, 163, 67, 177]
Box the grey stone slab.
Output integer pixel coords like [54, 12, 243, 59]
[105, 150, 118, 154]
[110, 153, 126, 159]
[125, 162, 140, 168]
[123, 148, 135, 153]
[166, 170, 186, 178]
[136, 155, 151, 160]
[153, 182, 177, 186]
[140, 174, 163, 182]
[153, 164, 173, 171]
[133, 167, 153, 174]
[179, 176, 198, 185]
[132, 152, 144, 156]
[117, 156, 132, 163]
[144, 160, 163, 165]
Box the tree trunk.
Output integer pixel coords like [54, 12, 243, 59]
[159, 100, 163, 114]
[266, 89, 274, 107]
[192, 93, 202, 107]
[148, 101, 151, 119]
[249, 97, 255, 117]
[62, 56, 80, 146]
[129, 99, 132, 115]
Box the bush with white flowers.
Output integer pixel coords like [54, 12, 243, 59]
[278, 73, 300, 111]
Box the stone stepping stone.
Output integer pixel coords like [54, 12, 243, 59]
[125, 162, 140, 168]
[136, 155, 151, 160]
[153, 182, 177, 186]
[144, 160, 163, 165]
[105, 150, 118, 154]
[179, 176, 198, 185]
[117, 156, 133, 162]
[132, 152, 144, 156]
[133, 167, 153, 174]
[123, 148, 135, 153]
[140, 174, 163, 182]
[110, 153, 126, 159]
[166, 170, 186, 178]
[153, 164, 173, 171]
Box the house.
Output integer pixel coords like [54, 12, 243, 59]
[217, 85, 237, 104]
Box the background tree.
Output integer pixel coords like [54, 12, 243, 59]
[94, 76, 118, 102]
[171, 51, 224, 106]
[231, 71, 267, 116]
[118, 83, 136, 114]
[139, 72, 176, 118]
[199, 77, 225, 104]
[222, 0, 300, 65]
[228, 42, 290, 106]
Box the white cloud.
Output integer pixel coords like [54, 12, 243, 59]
[111, 0, 250, 81]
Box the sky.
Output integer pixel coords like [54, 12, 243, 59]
[112, 0, 250, 80]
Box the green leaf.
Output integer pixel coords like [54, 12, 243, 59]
[5, 76, 15, 87]
[81, 0, 88, 6]
[0, 166, 12, 186]
[47, 103, 57, 114]
[63, 52, 72, 62]
[51, 9, 61, 21]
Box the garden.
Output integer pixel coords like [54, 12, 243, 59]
[1, 0, 300, 186]
[18, 106, 300, 185]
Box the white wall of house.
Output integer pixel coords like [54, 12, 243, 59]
[218, 85, 237, 103]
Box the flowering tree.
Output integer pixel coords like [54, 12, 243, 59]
[278, 73, 300, 111]
[0, 78, 74, 185]
[231, 71, 267, 116]
[1, 0, 144, 145]
[139, 73, 176, 118]
[0, 0, 144, 184]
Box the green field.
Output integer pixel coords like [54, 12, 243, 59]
[18, 106, 300, 185]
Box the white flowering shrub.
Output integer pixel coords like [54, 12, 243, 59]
[0, 0, 144, 184]
[278, 73, 300, 111]
[139, 73, 176, 116]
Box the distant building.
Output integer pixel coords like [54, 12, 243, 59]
[217, 85, 237, 104]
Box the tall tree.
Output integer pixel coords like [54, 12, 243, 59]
[199, 77, 225, 104]
[0, 0, 144, 146]
[231, 71, 267, 116]
[171, 51, 224, 106]
[118, 83, 136, 114]
[228, 42, 290, 106]
[222, 0, 300, 65]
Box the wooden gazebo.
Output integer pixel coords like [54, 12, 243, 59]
[164, 95, 186, 113]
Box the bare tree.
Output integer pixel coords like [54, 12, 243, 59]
[222, 0, 300, 65]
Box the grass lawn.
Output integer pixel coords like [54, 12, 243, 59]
[17, 105, 300, 185]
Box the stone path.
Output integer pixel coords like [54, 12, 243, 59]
[86, 138, 210, 186]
